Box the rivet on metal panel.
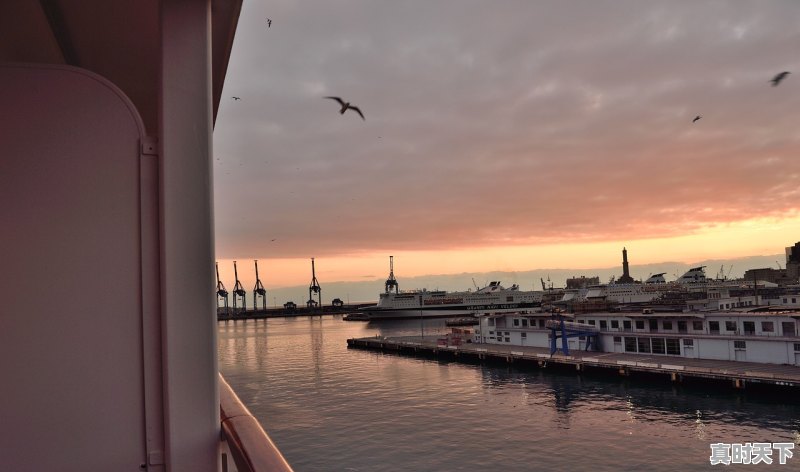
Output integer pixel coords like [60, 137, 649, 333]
[141, 136, 158, 156]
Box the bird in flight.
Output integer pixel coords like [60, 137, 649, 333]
[267, 18, 272, 28]
[324, 96, 365, 120]
[770, 71, 790, 87]
[692, 115, 701, 123]
[232, 96, 241, 100]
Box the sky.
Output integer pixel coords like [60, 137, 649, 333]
[212, 0, 800, 291]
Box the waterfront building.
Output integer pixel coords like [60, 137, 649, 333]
[474, 310, 800, 365]
[566, 275, 601, 289]
[743, 267, 795, 286]
[786, 242, 800, 281]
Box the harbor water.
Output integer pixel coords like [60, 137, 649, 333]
[218, 316, 800, 471]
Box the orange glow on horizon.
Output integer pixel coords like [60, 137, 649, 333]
[215, 215, 800, 288]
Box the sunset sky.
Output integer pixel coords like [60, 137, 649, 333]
[213, 0, 800, 289]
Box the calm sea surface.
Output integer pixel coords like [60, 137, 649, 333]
[218, 316, 800, 471]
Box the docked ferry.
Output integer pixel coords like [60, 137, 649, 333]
[359, 281, 544, 320]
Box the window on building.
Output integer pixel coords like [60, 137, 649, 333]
[666, 339, 681, 355]
[637, 338, 651, 353]
[611, 320, 620, 329]
[682, 339, 694, 346]
[662, 321, 673, 330]
[635, 320, 645, 330]
[521, 319, 528, 327]
[505, 337, 510, 343]
[761, 321, 774, 333]
[677, 321, 687, 333]
[794, 343, 800, 352]
[624, 337, 637, 352]
[614, 336, 622, 343]
[649, 319, 658, 331]
[651, 338, 666, 354]
[692, 321, 703, 331]
[521, 332, 527, 338]
[743, 321, 755, 335]
[488, 318, 495, 326]
[709, 321, 720, 333]
[588, 320, 596, 326]
[489, 331, 495, 335]
[725, 321, 737, 332]
[513, 318, 520, 327]
[539, 319, 546, 328]
[782, 322, 796, 336]
[794, 298, 797, 304]
[600, 320, 607, 329]
[734, 340, 746, 350]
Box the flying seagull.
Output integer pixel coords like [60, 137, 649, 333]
[324, 96, 365, 120]
[770, 71, 790, 87]
[692, 115, 701, 123]
[232, 96, 241, 100]
[267, 18, 272, 28]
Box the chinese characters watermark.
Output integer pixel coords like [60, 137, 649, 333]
[710, 443, 795, 465]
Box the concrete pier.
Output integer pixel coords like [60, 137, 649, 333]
[347, 336, 800, 390]
[218, 303, 372, 320]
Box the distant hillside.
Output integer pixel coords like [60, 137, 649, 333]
[257, 253, 785, 307]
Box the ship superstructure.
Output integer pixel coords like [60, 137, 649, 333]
[361, 281, 544, 320]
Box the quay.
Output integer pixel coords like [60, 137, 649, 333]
[347, 336, 800, 390]
[218, 303, 372, 320]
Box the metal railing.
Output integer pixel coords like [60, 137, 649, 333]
[219, 374, 294, 472]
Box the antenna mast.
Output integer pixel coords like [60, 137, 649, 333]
[385, 256, 399, 294]
[253, 260, 267, 311]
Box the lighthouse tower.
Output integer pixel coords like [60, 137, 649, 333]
[618, 247, 635, 283]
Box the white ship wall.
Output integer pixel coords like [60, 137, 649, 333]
[474, 313, 800, 366]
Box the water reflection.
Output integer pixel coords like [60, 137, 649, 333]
[219, 317, 800, 472]
[695, 409, 706, 440]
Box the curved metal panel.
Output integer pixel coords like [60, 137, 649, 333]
[0, 63, 154, 471]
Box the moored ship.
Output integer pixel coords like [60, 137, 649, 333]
[360, 280, 544, 320]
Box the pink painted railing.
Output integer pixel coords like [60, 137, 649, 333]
[219, 374, 294, 472]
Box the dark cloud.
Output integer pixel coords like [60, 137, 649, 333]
[214, 0, 800, 259]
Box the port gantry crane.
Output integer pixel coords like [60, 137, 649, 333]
[216, 262, 229, 317]
[253, 259, 267, 311]
[385, 255, 399, 294]
[232, 260, 247, 314]
[307, 257, 322, 314]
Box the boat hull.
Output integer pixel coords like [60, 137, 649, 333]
[360, 303, 541, 320]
